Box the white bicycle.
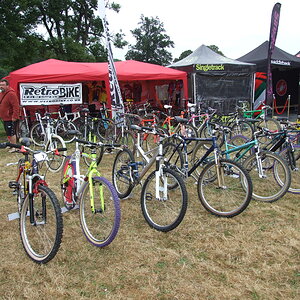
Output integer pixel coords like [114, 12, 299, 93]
[30, 111, 66, 172]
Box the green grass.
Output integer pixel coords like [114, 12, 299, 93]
[0, 144, 299, 299]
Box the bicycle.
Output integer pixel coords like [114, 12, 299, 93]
[259, 121, 300, 194]
[54, 103, 80, 143]
[192, 124, 292, 202]
[60, 131, 121, 247]
[112, 125, 188, 232]
[30, 111, 67, 172]
[165, 132, 253, 218]
[0, 139, 64, 264]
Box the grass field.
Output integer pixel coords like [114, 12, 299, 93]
[0, 138, 299, 299]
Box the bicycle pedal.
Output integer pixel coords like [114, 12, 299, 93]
[8, 181, 18, 189]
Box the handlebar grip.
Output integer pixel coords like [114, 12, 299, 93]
[0, 142, 8, 149]
[57, 148, 67, 152]
[5, 142, 22, 149]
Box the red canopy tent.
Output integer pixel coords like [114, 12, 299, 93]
[6, 59, 188, 108]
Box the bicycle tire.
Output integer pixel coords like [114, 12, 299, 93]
[16, 159, 26, 212]
[112, 148, 135, 198]
[191, 140, 214, 177]
[79, 176, 121, 247]
[141, 167, 188, 232]
[230, 121, 254, 140]
[61, 156, 77, 210]
[55, 120, 77, 143]
[45, 135, 66, 172]
[279, 145, 300, 194]
[19, 185, 63, 264]
[117, 130, 137, 157]
[258, 118, 281, 132]
[243, 150, 291, 202]
[197, 159, 252, 217]
[30, 122, 46, 146]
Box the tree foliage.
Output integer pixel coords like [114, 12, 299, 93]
[125, 15, 174, 66]
[208, 45, 224, 56]
[173, 50, 193, 63]
[0, 0, 126, 76]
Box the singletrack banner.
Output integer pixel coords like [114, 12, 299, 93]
[266, 2, 281, 105]
[98, 0, 124, 117]
[19, 83, 82, 106]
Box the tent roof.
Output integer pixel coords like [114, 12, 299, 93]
[5, 59, 189, 101]
[237, 41, 300, 69]
[6, 59, 187, 90]
[168, 44, 255, 69]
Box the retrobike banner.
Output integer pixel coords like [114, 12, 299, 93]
[20, 83, 82, 106]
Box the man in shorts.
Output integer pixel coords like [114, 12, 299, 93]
[0, 79, 19, 152]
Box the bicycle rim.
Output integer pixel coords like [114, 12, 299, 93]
[141, 168, 188, 232]
[79, 177, 121, 247]
[243, 151, 291, 202]
[197, 159, 252, 217]
[45, 136, 66, 172]
[112, 149, 134, 198]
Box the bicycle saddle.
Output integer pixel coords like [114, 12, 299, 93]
[174, 116, 189, 124]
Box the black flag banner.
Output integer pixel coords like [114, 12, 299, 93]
[266, 2, 281, 105]
[98, 0, 124, 116]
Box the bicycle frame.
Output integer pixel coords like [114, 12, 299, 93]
[62, 141, 104, 213]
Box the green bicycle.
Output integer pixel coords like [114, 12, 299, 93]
[61, 131, 121, 247]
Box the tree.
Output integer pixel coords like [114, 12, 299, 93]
[125, 15, 174, 66]
[173, 50, 193, 63]
[0, 0, 126, 76]
[208, 45, 224, 56]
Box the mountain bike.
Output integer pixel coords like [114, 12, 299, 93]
[164, 133, 253, 218]
[61, 132, 121, 247]
[0, 139, 64, 264]
[112, 125, 188, 232]
[192, 125, 291, 202]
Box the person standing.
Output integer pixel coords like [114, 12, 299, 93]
[0, 79, 19, 151]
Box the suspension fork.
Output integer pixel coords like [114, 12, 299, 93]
[88, 166, 103, 214]
[155, 143, 167, 200]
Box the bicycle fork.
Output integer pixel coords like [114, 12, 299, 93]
[155, 144, 167, 201]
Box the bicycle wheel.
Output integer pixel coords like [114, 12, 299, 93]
[197, 159, 252, 217]
[61, 157, 77, 210]
[175, 123, 198, 155]
[79, 176, 121, 247]
[30, 122, 46, 146]
[191, 141, 214, 177]
[16, 120, 30, 139]
[279, 145, 300, 194]
[199, 124, 225, 148]
[19, 185, 63, 264]
[141, 167, 188, 232]
[16, 159, 26, 212]
[55, 120, 77, 143]
[112, 148, 135, 198]
[117, 130, 137, 156]
[141, 126, 167, 155]
[45, 135, 66, 172]
[258, 118, 281, 132]
[230, 121, 254, 140]
[162, 142, 184, 171]
[243, 151, 291, 202]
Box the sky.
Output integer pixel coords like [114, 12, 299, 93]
[105, 0, 300, 61]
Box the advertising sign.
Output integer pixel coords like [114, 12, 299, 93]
[20, 83, 82, 106]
